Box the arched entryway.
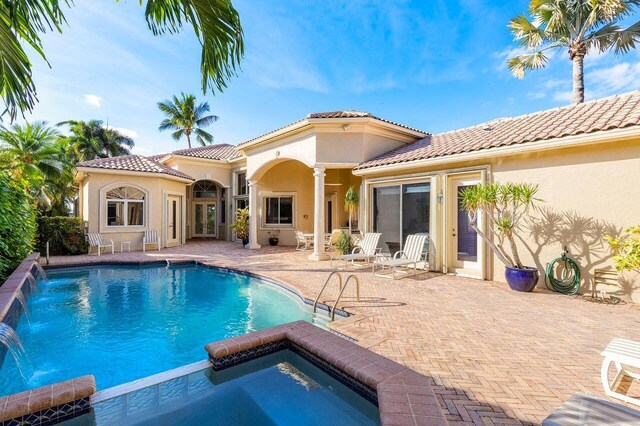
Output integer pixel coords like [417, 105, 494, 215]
[190, 179, 226, 238]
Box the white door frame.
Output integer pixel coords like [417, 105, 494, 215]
[325, 192, 338, 232]
[162, 191, 186, 247]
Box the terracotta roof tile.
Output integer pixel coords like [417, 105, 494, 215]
[170, 144, 242, 160]
[356, 91, 640, 170]
[237, 110, 426, 147]
[77, 155, 194, 180]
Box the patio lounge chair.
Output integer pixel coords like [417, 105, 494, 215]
[373, 234, 428, 279]
[295, 230, 313, 251]
[325, 229, 342, 251]
[143, 230, 161, 252]
[330, 232, 381, 268]
[542, 393, 640, 425]
[87, 233, 114, 256]
[601, 338, 640, 406]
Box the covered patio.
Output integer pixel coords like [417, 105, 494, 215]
[46, 240, 640, 425]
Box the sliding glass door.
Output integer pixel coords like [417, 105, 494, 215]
[373, 181, 431, 255]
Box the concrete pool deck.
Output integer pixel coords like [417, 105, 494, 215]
[45, 240, 640, 425]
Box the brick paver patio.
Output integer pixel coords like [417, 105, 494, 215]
[45, 241, 640, 425]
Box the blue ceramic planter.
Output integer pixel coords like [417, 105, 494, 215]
[505, 266, 539, 292]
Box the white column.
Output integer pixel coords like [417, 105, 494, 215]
[309, 167, 329, 261]
[247, 180, 261, 249]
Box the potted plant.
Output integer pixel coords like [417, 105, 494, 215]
[231, 207, 250, 247]
[335, 230, 353, 255]
[267, 230, 280, 246]
[460, 183, 542, 292]
[344, 185, 359, 234]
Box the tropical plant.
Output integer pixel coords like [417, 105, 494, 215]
[158, 93, 218, 148]
[60, 120, 134, 161]
[344, 185, 360, 234]
[0, 172, 37, 282]
[460, 183, 541, 269]
[335, 230, 353, 255]
[0, 121, 62, 192]
[37, 216, 88, 255]
[45, 138, 78, 215]
[508, 0, 640, 104]
[0, 0, 243, 122]
[606, 225, 640, 273]
[231, 207, 250, 241]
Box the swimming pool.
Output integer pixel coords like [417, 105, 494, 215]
[0, 264, 322, 396]
[61, 350, 380, 425]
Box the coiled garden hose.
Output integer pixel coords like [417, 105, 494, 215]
[545, 248, 581, 295]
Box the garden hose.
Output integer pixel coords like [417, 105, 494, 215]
[545, 247, 581, 295]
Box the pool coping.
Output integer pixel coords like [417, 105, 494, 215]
[205, 321, 449, 426]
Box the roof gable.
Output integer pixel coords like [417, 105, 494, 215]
[77, 155, 194, 180]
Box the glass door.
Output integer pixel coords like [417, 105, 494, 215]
[193, 202, 217, 237]
[166, 195, 182, 246]
[447, 176, 483, 277]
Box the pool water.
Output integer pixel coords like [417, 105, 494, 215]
[62, 351, 380, 426]
[0, 265, 317, 396]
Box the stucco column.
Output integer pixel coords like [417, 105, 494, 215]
[247, 180, 261, 249]
[309, 167, 329, 261]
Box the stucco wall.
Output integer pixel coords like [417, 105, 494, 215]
[164, 157, 232, 187]
[80, 173, 187, 251]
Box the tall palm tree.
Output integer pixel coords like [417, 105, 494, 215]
[158, 93, 218, 148]
[1, 0, 243, 122]
[60, 120, 134, 162]
[45, 138, 78, 215]
[508, 0, 640, 104]
[0, 121, 62, 186]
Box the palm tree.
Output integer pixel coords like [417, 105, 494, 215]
[0, 1, 243, 122]
[158, 93, 218, 148]
[344, 185, 360, 235]
[61, 120, 134, 162]
[0, 121, 62, 187]
[508, 0, 640, 104]
[45, 138, 78, 215]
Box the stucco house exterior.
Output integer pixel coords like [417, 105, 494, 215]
[76, 91, 640, 300]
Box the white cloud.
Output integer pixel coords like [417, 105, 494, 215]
[552, 91, 573, 102]
[527, 91, 545, 99]
[585, 62, 640, 96]
[84, 94, 103, 107]
[112, 127, 139, 139]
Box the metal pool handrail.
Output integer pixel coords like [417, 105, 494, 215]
[313, 271, 343, 314]
[331, 274, 360, 321]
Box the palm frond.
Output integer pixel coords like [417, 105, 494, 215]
[194, 128, 213, 145]
[507, 51, 550, 78]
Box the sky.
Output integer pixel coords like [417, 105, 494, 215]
[16, 0, 640, 156]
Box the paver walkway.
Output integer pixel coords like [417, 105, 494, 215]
[46, 241, 640, 425]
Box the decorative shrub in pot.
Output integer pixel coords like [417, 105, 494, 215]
[267, 230, 280, 246]
[231, 207, 250, 247]
[461, 183, 542, 292]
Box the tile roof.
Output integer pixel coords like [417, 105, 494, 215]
[237, 110, 426, 148]
[170, 144, 242, 160]
[77, 155, 194, 180]
[356, 91, 640, 170]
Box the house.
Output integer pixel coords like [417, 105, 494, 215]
[76, 91, 640, 300]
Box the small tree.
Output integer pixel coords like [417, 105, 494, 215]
[606, 225, 640, 273]
[344, 185, 359, 234]
[231, 207, 249, 242]
[460, 183, 541, 269]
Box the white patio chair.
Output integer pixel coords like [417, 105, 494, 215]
[543, 393, 640, 425]
[373, 234, 428, 279]
[295, 231, 313, 251]
[87, 233, 114, 256]
[330, 232, 382, 268]
[143, 230, 161, 252]
[325, 229, 342, 251]
[601, 338, 640, 406]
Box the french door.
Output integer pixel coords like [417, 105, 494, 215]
[193, 202, 216, 237]
[166, 195, 182, 246]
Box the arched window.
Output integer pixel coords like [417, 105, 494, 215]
[192, 180, 217, 198]
[106, 186, 145, 226]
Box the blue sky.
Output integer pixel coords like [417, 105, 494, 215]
[21, 0, 640, 156]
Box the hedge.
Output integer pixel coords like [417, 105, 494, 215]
[37, 216, 88, 256]
[0, 172, 36, 282]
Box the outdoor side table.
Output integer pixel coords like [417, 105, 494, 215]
[120, 241, 131, 253]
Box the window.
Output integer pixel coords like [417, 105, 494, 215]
[193, 180, 217, 198]
[237, 172, 247, 196]
[106, 186, 145, 226]
[263, 196, 293, 226]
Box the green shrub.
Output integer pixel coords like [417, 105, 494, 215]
[606, 225, 640, 273]
[37, 216, 87, 255]
[335, 230, 353, 255]
[0, 172, 36, 282]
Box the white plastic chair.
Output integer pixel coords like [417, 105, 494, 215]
[87, 233, 114, 256]
[330, 232, 381, 268]
[143, 230, 161, 252]
[601, 338, 640, 406]
[295, 231, 313, 251]
[373, 234, 428, 279]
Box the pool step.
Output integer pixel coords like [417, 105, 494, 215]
[311, 312, 332, 330]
